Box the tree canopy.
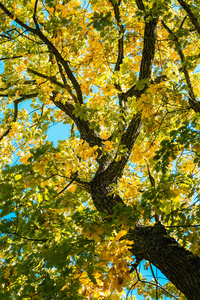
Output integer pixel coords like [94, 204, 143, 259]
[0, 0, 200, 299]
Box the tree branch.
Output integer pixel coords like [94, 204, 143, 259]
[0, 55, 23, 61]
[124, 4, 158, 97]
[109, 0, 125, 73]
[128, 223, 200, 299]
[97, 10, 158, 182]
[139, 17, 158, 80]
[135, 0, 145, 11]
[0, 2, 83, 104]
[0, 93, 37, 141]
[50, 91, 104, 151]
[27, 68, 77, 102]
[139, 279, 179, 300]
[4, 230, 48, 242]
[124, 83, 143, 99]
[0, 2, 37, 33]
[33, 0, 40, 30]
[54, 57, 78, 102]
[27, 68, 66, 89]
[103, 113, 142, 182]
[27, 68, 77, 101]
[161, 20, 200, 113]
[177, 0, 200, 34]
[108, 0, 127, 131]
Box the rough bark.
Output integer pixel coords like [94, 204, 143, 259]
[129, 224, 200, 300]
[90, 180, 200, 298]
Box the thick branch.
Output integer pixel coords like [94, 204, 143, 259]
[177, 0, 200, 34]
[109, 0, 127, 125]
[135, 0, 145, 11]
[33, 0, 40, 31]
[129, 224, 200, 300]
[139, 17, 158, 80]
[50, 92, 104, 150]
[98, 13, 158, 181]
[0, 2, 37, 33]
[124, 8, 158, 97]
[103, 113, 142, 181]
[124, 83, 143, 99]
[89, 174, 200, 299]
[109, 0, 125, 73]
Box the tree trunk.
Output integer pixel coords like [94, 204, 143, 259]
[129, 224, 200, 300]
[89, 166, 200, 299]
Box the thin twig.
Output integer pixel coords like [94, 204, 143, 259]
[161, 20, 200, 113]
[4, 230, 48, 242]
[177, 0, 200, 34]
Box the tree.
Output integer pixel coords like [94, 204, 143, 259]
[0, 0, 200, 298]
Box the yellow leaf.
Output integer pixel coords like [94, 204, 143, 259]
[34, 162, 46, 173]
[74, 269, 81, 279]
[4, 268, 10, 279]
[15, 174, 22, 180]
[92, 233, 101, 243]
[68, 184, 76, 193]
[19, 155, 31, 164]
[104, 140, 114, 151]
[174, 194, 181, 202]
[37, 194, 43, 203]
[116, 230, 127, 240]
[110, 293, 118, 299]
[55, 233, 61, 242]
[93, 290, 101, 297]
[96, 226, 104, 235]
[193, 144, 200, 152]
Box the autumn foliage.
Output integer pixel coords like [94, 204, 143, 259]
[0, 0, 200, 299]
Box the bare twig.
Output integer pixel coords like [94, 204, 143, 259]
[140, 279, 179, 299]
[4, 230, 48, 242]
[58, 181, 74, 195]
[0, 55, 23, 60]
[179, 15, 187, 29]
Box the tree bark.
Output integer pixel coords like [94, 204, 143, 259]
[89, 174, 200, 299]
[129, 224, 200, 300]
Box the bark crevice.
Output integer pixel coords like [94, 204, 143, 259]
[129, 224, 200, 300]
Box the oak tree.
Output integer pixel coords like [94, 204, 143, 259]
[0, 0, 200, 299]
